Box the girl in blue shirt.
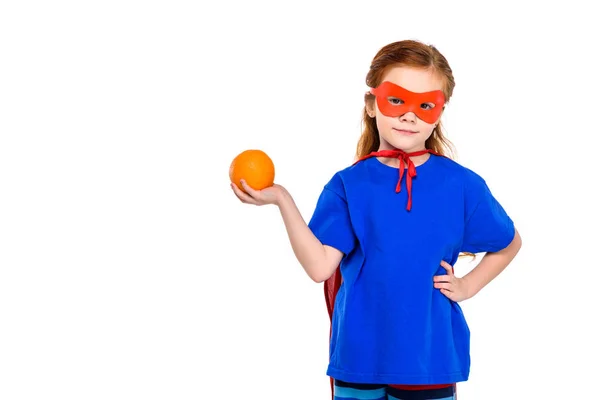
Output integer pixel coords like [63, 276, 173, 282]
[231, 39, 522, 400]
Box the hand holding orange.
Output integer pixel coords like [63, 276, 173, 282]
[229, 149, 275, 193]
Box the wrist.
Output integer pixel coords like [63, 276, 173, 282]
[274, 185, 291, 207]
[463, 275, 480, 300]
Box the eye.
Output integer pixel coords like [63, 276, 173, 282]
[420, 103, 435, 110]
[387, 97, 404, 105]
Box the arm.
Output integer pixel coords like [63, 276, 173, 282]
[276, 188, 344, 283]
[231, 180, 343, 283]
[434, 229, 522, 302]
[449, 171, 522, 300]
[463, 228, 522, 298]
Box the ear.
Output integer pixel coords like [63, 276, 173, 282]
[365, 92, 376, 118]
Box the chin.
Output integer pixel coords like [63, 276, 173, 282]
[386, 136, 425, 152]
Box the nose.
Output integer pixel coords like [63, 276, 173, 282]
[399, 112, 417, 123]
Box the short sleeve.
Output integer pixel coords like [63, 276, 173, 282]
[308, 174, 357, 255]
[462, 173, 515, 254]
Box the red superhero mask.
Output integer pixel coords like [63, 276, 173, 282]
[370, 81, 446, 124]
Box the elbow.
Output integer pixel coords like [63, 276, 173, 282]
[301, 261, 324, 283]
[309, 272, 327, 284]
[304, 247, 342, 283]
[489, 229, 522, 257]
[498, 228, 522, 259]
[307, 265, 335, 284]
[512, 228, 522, 252]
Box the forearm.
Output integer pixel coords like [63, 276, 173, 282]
[276, 188, 331, 282]
[464, 229, 522, 298]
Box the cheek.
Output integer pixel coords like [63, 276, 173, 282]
[417, 119, 436, 134]
[375, 115, 395, 134]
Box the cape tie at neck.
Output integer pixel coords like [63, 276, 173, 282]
[354, 148, 439, 211]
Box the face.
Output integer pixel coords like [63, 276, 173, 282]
[367, 66, 446, 153]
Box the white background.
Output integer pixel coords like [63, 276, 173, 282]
[1, 1, 599, 399]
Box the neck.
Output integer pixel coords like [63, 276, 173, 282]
[375, 146, 430, 168]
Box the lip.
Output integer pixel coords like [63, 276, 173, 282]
[393, 128, 418, 135]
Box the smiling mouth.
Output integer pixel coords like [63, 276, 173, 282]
[393, 128, 418, 135]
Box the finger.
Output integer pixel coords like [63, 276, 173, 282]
[440, 260, 454, 275]
[231, 183, 251, 203]
[240, 179, 261, 199]
[433, 275, 452, 283]
[231, 183, 258, 205]
[440, 288, 456, 301]
[434, 282, 453, 291]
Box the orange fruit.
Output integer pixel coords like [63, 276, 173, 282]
[229, 149, 275, 192]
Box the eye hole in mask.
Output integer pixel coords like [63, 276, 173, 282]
[386, 97, 437, 111]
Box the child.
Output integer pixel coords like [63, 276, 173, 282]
[231, 39, 522, 400]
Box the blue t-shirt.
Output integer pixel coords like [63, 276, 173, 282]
[308, 154, 515, 385]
